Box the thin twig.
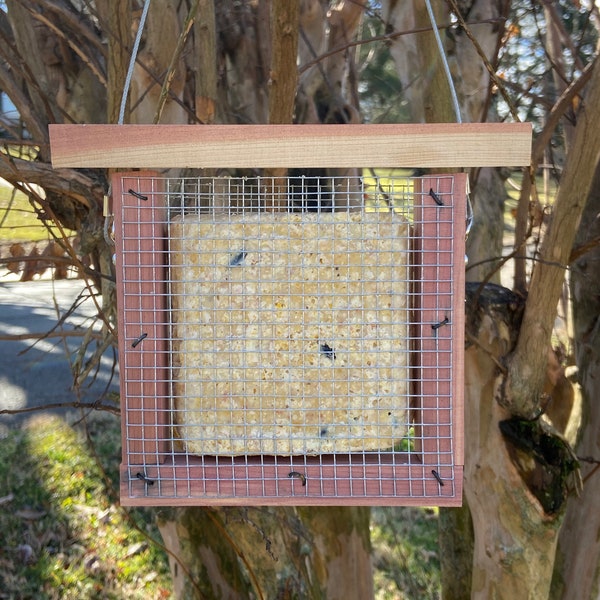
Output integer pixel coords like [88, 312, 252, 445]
[580, 462, 600, 487]
[23, 6, 107, 86]
[570, 235, 600, 263]
[153, 0, 201, 124]
[445, 0, 520, 122]
[465, 331, 507, 374]
[0, 401, 120, 416]
[298, 17, 507, 74]
[0, 330, 104, 342]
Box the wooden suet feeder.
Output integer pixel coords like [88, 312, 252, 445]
[50, 123, 531, 506]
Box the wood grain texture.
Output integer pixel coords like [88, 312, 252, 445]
[120, 462, 464, 506]
[50, 123, 532, 168]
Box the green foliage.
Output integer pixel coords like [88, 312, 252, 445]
[0, 414, 171, 599]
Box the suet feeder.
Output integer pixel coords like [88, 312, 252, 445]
[50, 123, 531, 506]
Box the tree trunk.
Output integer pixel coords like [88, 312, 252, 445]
[438, 502, 474, 600]
[158, 506, 373, 600]
[499, 57, 600, 420]
[269, 0, 299, 125]
[214, 0, 270, 124]
[193, 0, 218, 124]
[466, 166, 509, 284]
[130, 0, 188, 124]
[550, 164, 600, 600]
[97, 0, 132, 124]
[463, 284, 568, 599]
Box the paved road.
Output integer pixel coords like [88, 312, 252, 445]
[0, 277, 119, 435]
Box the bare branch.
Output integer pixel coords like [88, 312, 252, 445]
[154, 0, 201, 124]
[0, 32, 49, 142]
[500, 58, 600, 419]
[0, 330, 105, 342]
[0, 402, 119, 417]
[0, 153, 103, 208]
[23, 3, 106, 86]
[445, 0, 520, 122]
[513, 56, 596, 292]
[298, 16, 507, 74]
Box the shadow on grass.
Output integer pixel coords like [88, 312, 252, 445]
[0, 411, 442, 600]
[0, 413, 171, 599]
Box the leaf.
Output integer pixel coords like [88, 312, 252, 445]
[15, 508, 47, 520]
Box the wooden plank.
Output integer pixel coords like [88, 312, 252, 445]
[414, 175, 466, 476]
[50, 123, 532, 169]
[120, 460, 463, 507]
[114, 173, 169, 465]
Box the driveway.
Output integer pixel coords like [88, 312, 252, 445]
[0, 276, 119, 435]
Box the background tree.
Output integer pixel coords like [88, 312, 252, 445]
[382, 0, 600, 597]
[1, 1, 600, 598]
[2, 1, 373, 598]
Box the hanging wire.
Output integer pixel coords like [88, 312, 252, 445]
[424, 0, 474, 252]
[106, 0, 153, 251]
[118, 0, 152, 125]
[423, 0, 462, 123]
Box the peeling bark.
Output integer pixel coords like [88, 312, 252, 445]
[464, 283, 567, 599]
[269, 0, 299, 125]
[158, 506, 373, 600]
[130, 0, 188, 124]
[551, 164, 600, 600]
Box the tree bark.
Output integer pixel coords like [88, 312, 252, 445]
[130, 0, 188, 124]
[158, 506, 373, 600]
[99, 0, 132, 124]
[263, 0, 299, 210]
[550, 164, 600, 600]
[269, 0, 299, 125]
[465, 166, 509, 284]
[438, 502, 474, 600]
[499, 57, 600, 420]
[194, 0, 218, 124]
[214, 0, 270, 124]
[464, 284, 568, 599]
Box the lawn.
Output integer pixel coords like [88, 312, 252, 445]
[0, 414, 172, 599]
[0, 181, 72, 244]
[0, 414, 440, 599]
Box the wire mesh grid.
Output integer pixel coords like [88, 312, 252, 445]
[114, 171, 466, 506]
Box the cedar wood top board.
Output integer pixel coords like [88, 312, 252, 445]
[50, 123, 532, 169]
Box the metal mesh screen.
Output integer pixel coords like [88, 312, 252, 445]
[115, 171, 465, 506]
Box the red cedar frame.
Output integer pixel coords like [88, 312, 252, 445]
[114, 171, 466, 507]
[114, 174, 169, 466]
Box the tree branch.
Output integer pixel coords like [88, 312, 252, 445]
[0, 401, 119, 417]
[513, 56, 596, 292]
[499, 57, 600, 419]
[298, 17, 507, 74]
[153, 0, 201, 124]
[0, 153, 104, 208]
